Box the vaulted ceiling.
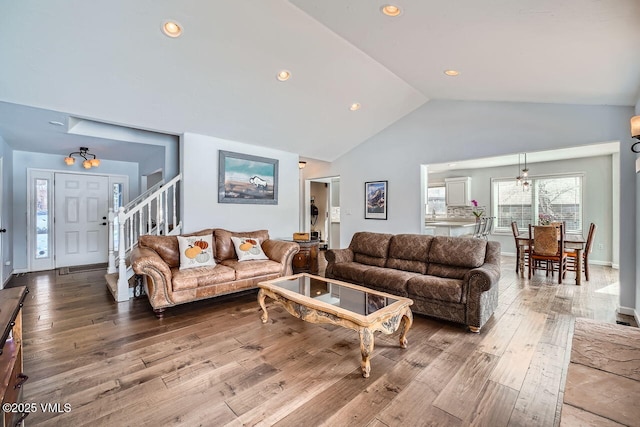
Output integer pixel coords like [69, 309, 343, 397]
[1, 0, 638, 163]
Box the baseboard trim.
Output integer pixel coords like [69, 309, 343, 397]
[618, 306, 639, 326]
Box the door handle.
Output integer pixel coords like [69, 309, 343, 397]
[0, 229, 6, 233]
[103, 216, 107, 220]
[102, 223, 107, 226]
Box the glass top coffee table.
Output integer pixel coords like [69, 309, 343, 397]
[258, 273, 413, 378]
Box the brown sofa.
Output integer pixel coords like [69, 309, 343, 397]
[325, 232, 501, 332]
[130, 228, 299, 317]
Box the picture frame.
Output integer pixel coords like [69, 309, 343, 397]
[218, 150, 278, 204]
[365, 180, 387, 219]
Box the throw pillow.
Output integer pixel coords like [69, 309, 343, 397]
[230, 236, 269, 261]
[177, 235, 216, 269]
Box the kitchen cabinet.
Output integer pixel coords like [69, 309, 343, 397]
[445, 177, 471, 206]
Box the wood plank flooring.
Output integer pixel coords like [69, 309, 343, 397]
[6, 256, 634, 426]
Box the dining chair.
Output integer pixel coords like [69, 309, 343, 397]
[511, 221, 529, 274]
[528, 223, 568, 284]
[481, 216, 494, 240]
[566, 222, 597, 281]
[472, 218, 485, 238]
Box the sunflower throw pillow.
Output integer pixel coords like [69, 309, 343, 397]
[177, 235, 216, 269]
[230, 236, 269, 261]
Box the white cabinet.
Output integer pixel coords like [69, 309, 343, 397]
[445, 177, 471, 206]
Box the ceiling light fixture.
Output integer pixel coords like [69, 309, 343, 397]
[444, 70, 460, 77]
[381, 5, 402, 17]
[350, 103, 361, 111]
[298, 161, 307, 169]
[631, 115, 640, 153]
[516, 153, 530, 191]
[162, 20, 183, 38]
[64, 147, 100, 169]
[276, 70, 291, 81]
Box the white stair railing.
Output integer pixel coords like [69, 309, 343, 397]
[107, 173, 182, 302]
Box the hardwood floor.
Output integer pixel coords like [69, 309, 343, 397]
[6, 256, 633, 426]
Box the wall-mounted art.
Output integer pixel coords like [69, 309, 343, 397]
[218, 150, 278, 204]
[365, 180, 387, 219]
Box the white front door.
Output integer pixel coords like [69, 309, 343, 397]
[54, 173, 109, 267]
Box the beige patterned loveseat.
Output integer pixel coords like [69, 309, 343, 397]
[325, 232, 501, 332]
[130, 229, 299, 318]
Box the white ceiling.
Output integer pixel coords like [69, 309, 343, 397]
[0, 0, 638, 163]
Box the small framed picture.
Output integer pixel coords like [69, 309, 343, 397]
[365, 180, 388, 220]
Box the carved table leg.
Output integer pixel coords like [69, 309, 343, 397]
[358, 328, 375, 378]
[399, 309, 413, 349]
[257, 289, 269, 323]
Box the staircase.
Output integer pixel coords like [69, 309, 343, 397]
[106, 174, 182, 302]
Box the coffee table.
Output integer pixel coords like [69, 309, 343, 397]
[258, 273, 413, 378]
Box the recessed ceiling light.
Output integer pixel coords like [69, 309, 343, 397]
[48, 120, 64, 126]
[276, 70, 291, 81]
[381, 5, 402, 17]
[350, 103, 361, 111]
[444, 69, 460, 77]
[162, 20, 183, 38]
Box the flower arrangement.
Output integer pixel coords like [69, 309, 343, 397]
[538, 213, 552, 225]
[471, 199, 484, 218]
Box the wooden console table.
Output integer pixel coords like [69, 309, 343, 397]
[1, 286, 29, 427]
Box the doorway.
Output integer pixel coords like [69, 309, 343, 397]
[28, 170, 128, 271]
[305, 177, 340, 249]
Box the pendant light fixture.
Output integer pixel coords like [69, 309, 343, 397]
[515, 153, 522, 186]
[64, 147, 101, 169]
[522, 153, 530, 191]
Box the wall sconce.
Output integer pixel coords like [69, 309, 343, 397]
[64, 147, 101, 169]
[631, 116, 640, 153]
[298, 161, 307, 169]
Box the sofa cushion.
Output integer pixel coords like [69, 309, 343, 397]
[138, 229, 214, 268]
[385, 234, 432, 274]
[363, 266, 417, 297]
[214, 229, 270, 262]
[426, 263, 470, 280]
[406, 275, 465, 304]
[177, 235, 216, 269]
[171, 264, 236, 291]
[429, 236, 487, 268]
[331, 262, 372, 284]
[349, 232, 393, 267]
[220, 259, 282, 280]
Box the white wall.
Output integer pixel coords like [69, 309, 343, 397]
[303, 100, 637, 313]
[0, 138, 13, 286]
[11, 151, 140, 271]
[182, 133, 299, 239]
[429, 154, 615, 264]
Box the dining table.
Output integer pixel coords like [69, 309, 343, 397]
[515, 232, 586, 285]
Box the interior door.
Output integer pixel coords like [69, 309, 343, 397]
[54, 173, 109, 267]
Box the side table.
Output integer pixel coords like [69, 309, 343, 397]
[291, 240, 319, 274]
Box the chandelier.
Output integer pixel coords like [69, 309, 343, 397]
[64, 147, 100, 169]
[515, 153, 530, 191]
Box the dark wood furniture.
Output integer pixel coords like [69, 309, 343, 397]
[516, 230, 585, 285]
[291, 240, 319, 274]
[528, 224, 568, 284]
[566, 222, 597, 281]
[1, 286, 29, 427]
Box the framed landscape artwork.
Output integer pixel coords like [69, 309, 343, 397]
[365, 180, 387, 220]
[218, 150, 279, 204]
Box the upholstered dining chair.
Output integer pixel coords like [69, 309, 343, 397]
[528, 223, 568, 284]
[566, 222, 597, 281]
[511, 221, 529, 274]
